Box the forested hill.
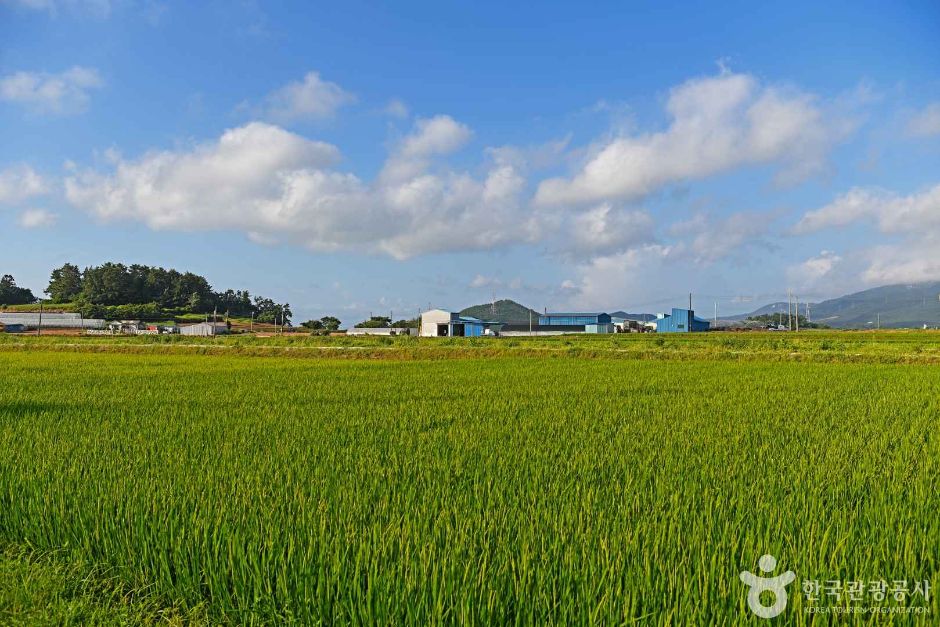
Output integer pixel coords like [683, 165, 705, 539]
[732, 282, 940, 328]
[36, 262, 292, 323]
[460, 299, 540, 323]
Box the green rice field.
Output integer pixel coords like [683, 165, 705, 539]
[1, 333, 938, 624]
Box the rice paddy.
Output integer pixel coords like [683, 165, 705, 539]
[1, 334, 938, 624]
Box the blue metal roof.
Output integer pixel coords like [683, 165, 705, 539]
[456, 315, 500, 325]
[543, 312, 608, 317]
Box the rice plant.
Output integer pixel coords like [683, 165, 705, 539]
[0, 343, 937, 624]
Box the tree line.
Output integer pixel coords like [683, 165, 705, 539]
[3, 264, 292, 323]
[0, 275, 35, 305]
[746, 313, 829, 329]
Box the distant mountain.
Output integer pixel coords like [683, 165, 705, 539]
[609, 311, 657, 322]
[460, 299, 540, 323]
[731, 282, 940, 328]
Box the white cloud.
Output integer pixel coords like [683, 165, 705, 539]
[262, 72, 355, 122]
[794, 185, 940, 234]
[669, 211, 770, 263]
[66, 118, 534, 259]
[563, 244, 674, 310]
[395, 115, 471, 158]
[486, 136, 571, 173]
[535, 71, 849, 206]
[384, 98, 409, 119]
[0, 66, 104, 115]
[17, 208, 58, 228]
[801, 250, 842, 281]
[861, 243, 940, 285]
[0, 164, 48, 203]
[379, 114, 472, 183]
[786, 250, 845, 294]
[564, 204, 655, 257]
[468, 275, 525, 290]
[794, 185, 940, 286]
[469, 274, 494, 289]
[907, 103, 940, 138]
[66, 122, 341, 226]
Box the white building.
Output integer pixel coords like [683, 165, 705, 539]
[0, 312, 105, 330]
[420, 309, 502, 337]
[179, 322, 229, 336]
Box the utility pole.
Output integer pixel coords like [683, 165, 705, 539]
[877, 313, 881, 330]
[714, 301, 718, 325]
[795, 296, 799, 332]
[37, 299, 42, 336]
[787, 289, 792, 331]
[250, 311, 254, 333]
[689, 292, 692, 312]
[806, 302, 811, 324]
[528, 309, 532, 335]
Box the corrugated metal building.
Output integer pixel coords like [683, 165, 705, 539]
[420, 309, 503, 337]
[499, 324, 585, 336]
[539, 312, 612, 326]
[654, 308, 710, 333]
[179, 322, 229, 336]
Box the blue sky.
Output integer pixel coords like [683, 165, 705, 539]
[1, 0, 939, 323]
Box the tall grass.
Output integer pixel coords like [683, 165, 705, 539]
[0, 349, 937, 623]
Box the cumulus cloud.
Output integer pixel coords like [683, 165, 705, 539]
[669, 211, 771, 263]
[262, 72, 355, 122]
[793, 184, 940, 235]
[785, 250, 845, 294]
[379, 115, 472, 183]
[0, 164, 48, 203]
[907, 103, 940, 138]
[861, 243, 940, 285]
[562, 244, 674, 310]
[564, 204, 655, 258]
[535, 71, 849, 206]
[794, 185, 940, 286]
[0, 66, 104, 115]
[65, 118, 534, 258]
[17, 208, 58, 228]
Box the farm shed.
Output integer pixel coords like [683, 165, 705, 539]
[420, 309, 502, 337]
[179, 322, 229, 336]
[654, 308, 711, 333]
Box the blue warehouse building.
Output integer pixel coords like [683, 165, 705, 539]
[654, 308, 710, 333]
[539, 312, 612, 326]
[535, 312, 614, 334]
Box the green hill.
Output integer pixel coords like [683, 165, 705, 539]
[734, 282, 940, 328]
[460, 299, 540, 323]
